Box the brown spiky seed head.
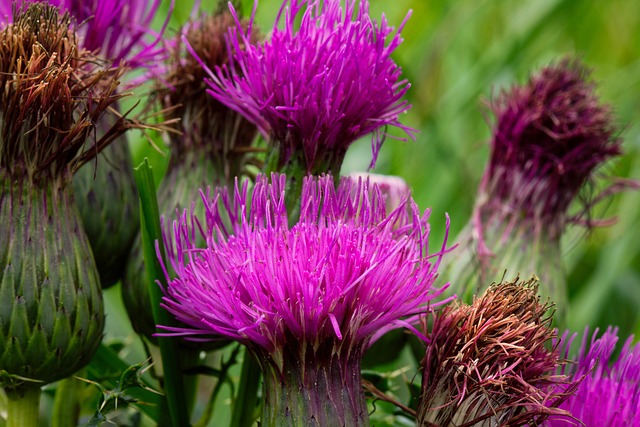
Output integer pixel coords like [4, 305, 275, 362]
[0, 3, 126, 183]
[418, 278, 572, 427]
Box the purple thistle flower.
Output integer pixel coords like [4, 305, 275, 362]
[445, 58, 635, 319]
[545, 327, 640, 426]
[199, 0, 415, 175]
[1, 0, 168, 69]
[159, 173, 452, 425]
[482, 57, 620, 237]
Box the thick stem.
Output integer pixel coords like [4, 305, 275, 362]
[51, 374, 83, 427]
[5, 386, 41, 427]
[258, 345, 368, 427]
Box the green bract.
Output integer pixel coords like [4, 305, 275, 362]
[0, 177, 104, 387]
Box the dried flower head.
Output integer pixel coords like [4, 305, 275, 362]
[418, 278, 571, 426]
[201, 0, 414, 175]
[545, 327, 640, 426]
[481, 58, 621, 239]
[158, 10, 259, 180]
[0, 3, 126, 182]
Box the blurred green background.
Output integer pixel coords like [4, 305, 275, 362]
[134, 0, 640, 337]
[112, 0, 640, 424]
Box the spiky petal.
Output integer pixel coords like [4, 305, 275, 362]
[159, 174, 452, 425]
[202, 0, 415, 175]
[544, 327, 640, 426]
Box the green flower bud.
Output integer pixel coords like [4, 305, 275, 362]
[73, 137, 139, 289]
[0, 175, 103, 387]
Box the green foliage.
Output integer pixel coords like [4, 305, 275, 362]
[83, 359, 160, 426]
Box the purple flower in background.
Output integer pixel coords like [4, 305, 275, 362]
[545, 327, 640, 426]
[159, 174, 452, 426]
[1, 0, 167, 69]
[348, 172, 411, 215]
[201, 0, 414, 175]
[482, 58, 621, 238]
[445, 58, 636, 320]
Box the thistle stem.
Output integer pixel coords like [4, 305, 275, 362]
[259, 348, 368, 427]
[5, 386, 41, 427]
[51, 373, 83, 427]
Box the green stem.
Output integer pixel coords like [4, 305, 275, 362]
[259, 347, 368, 427]
[51, 373, 83, 427]
[5, 386, 41, 427]
[230, 349, 261, 427]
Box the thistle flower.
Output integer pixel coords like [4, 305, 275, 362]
[203, 0, 414, 177]
[446, 58, 629, 320]
[159, 174, 451, 426]
[0, 0, 169, 288]
[544, 327, 640, 426]
[123, 9, 260, 341]
[417, 278, 572, 427]
[0, 3, 130, 420]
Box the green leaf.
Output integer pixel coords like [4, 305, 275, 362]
[86, 345, 162, 422]
[134, 158, 191, 427]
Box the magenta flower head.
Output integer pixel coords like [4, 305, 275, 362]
[545, 327, 640, 426]
[200, 0, 414, 176]
[447, 58, 632, 320]
[159, 174, 452, 426]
